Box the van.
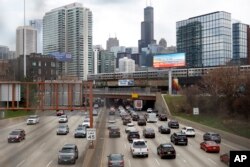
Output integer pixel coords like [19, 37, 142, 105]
[147, 113, 157, 123]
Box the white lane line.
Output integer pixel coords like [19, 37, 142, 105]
[222, 143, 239, 150]
[207, 158, 217, 165]
[46, 160, 53, 167]
[16, 160, 25, 167]
[128, 159, 131, 167]
[154, 158, 160, 166]
[124, 143, 127, 149]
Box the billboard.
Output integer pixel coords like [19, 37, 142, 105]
[153, 53, 185, 68]
[134, 100, 143, 110]
[48, 52, 72, 62]
[118, 79, 134, 86]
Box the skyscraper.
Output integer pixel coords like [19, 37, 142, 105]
[177, 11, 232, 67]
[16, 26, 37, 58]
[138, 6, 156, 53]
[29, 19, 43, 54]
[43, 3, 93, 80]
[106, 37, 119, 51]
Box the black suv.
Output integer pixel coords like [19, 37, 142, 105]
[109, 126, 121, 138]
[203, 132, 221, 143]
[127, 130, 140, 142]
[157, 143, 176, 159]
[158, 114, 168, 121]
[137, 117, 146, 126]
[8, 129, 26, 143]
[170, 132, 188, 145]
[131, 113, 139, 121]
[58, 144, 78, 164]
[168, 120, 179, 128]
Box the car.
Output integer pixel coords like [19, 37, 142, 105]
[157, 143, 176, 159]
[127, 130, 140, 142]
[82, 118, 90, 128]
[123, 117, 131, 125]
[137, 117, 146, 126]
[130, 139, 148, 158]
[107, 153, 124, 167]
[158, 125, 171, 134]
[125, 123, 135, 133]
[57, 124, 69, 135]
[146, 108, 153, 113]
[8, 129, 25, 143]
[181, 127, 195, 137]
[220, 153, 230, 165]
[108, 123, 117, 130]
[131, 113, 139, 121]
[58, 144, 78, 164]
[203, 132, 221, 143]
[158, 114, 168, 121]
[74, 126, 87, 138]
[93, 109, 98, 116]
[147, 113, 157, 123]
[170, 132, 188, 145]
[26, 115, 40, 125]
[143, 127, 155, 138]
[168, 120, 179, 128]
[58, 115, 68, 123]
[200, 141, 220, 153]
[109, 126, 121, 138]
[56, 110, 65, 116]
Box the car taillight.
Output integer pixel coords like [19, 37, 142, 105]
[108, 161, 112, 165]
[120, 161, 124, 165]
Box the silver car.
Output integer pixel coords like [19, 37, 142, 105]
[74, 126, 86, 138]
[58, 144, 78, 164]
[57, 124, 69, 135]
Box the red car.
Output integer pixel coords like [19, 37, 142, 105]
[220, 153, 230, 165]
[56, 110, 65, 116]
[200, 141, 220, 153]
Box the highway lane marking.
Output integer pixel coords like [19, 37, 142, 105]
[124, 143, 127, 149]
[16, 160, 25, 167]
[154, 158, 160, 166]
[222, 142, 240, 150]
[46, 160, 53, 167]
[182, 159, 187, 163]
[207, 158, 217, 165]
[128, 159, 131, 167]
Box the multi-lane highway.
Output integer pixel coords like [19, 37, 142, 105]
[98, 110, 248, 167]
[0, 108, 249, 167]
[0, 111, 98, 167]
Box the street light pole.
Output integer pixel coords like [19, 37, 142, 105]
[23, 0, 26, 77]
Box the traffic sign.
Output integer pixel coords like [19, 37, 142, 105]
[87, 128, 96, 140]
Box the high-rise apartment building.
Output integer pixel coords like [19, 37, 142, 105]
[16, 26, 37, 58]
[106, 37, 119, 51]
[0, 45, 9, 60]
[177, 11, 232, 67]
[29, 19, 43, 54]
[119, 57, 135, 72]
[98, 50, 115, 73]
[138, 6, 156, 53]
[247, 26, 250, 64]
[93, 45, 103, 74]
[43, 3, 93, 80]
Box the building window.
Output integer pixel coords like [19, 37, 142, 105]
[38, 69, 41, 75]
[32, 62, 37, 66]
[51, 62, 55, 67]
[38, 61, 41, 66]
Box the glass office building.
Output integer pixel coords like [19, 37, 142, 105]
[177, 11, 232, 67]
[232, 23, 248, 64]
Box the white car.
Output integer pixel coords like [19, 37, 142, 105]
[27, 115, 40, 125]
[82, 118, 90, 128]
[125, 123, 135, 133]
[131, 139, 148, 158]
[146, 108, 153, 113]
[181, 127, 195, 137]
[59, 115, 68, 123]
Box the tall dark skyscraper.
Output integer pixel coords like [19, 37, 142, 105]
[138, 6, 156, 53]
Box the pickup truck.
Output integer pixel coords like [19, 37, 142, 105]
[130, 139, 148, 158]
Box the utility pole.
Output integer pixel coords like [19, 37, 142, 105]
[23, 0, 26, 77]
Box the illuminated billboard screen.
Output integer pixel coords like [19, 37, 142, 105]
[48, 52, 72, 62]
[118, 79, 134, 86]
[153, 53, 186, 68]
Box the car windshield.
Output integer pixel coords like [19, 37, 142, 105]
[211, 134, 220, 137]
[133, 141, 146, 148]
[29, 115, 37, 118]
[162, 125, 169, 128]
[146, 129, 154, 132]
[59, 125, 66, 128]
[10, 131, 20, 135]
[61, 148, 74, 153]
[83, 120, 89, 122]
[110, 155, 123, 161]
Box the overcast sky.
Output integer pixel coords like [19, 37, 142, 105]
[0, 0, 250, 51]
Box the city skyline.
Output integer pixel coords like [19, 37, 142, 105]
[0, 0, 250, 51]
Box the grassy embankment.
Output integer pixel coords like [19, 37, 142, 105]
[1, 110, 35, 119]
[164, 95, 250, 139]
